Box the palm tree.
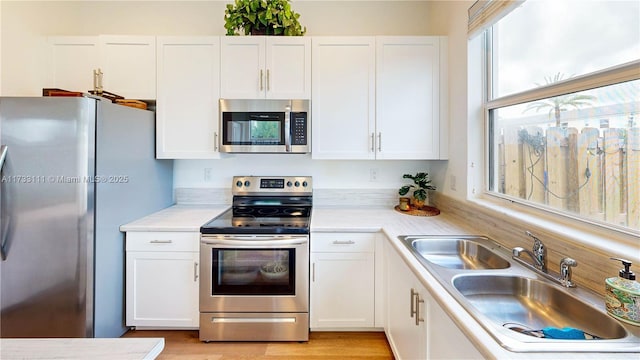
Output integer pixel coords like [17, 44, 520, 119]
[524, 72, 596, 127]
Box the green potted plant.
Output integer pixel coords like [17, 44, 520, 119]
[224, 0, 306, 36]
[398, 172, 436, 209]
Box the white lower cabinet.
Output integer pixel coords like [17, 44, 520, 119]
[385, 240, 482, 359]
[310, 232, 382, 329]
[125, 232, 200, 329]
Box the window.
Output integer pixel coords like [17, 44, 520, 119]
[485, 0, 640, 232]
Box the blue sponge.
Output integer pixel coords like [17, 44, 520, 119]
[542, 327, 586, 339]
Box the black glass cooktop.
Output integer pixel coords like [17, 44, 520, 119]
[200, 196, 312, 235]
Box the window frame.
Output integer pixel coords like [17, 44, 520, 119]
[482, 27, 640, 236]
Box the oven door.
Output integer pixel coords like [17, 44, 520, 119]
[199, 234, 309, 313]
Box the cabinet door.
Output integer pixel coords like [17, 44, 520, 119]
[45, 36, 99, 92]
[311, 37, 376, 160]
[310, 251, 375, 328]
[385, 241, 427, 360]
[220, 37, 265, 99]
[156, 36, 220, 159]
[126, 251, 199, 328]
[427, 296, 483, 359]
[99, 35, 156, 99]
[265, 37, 311, 99]
[376, 36, 441, 160]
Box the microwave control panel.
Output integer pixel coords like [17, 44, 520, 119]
[291, 112, 308, 145]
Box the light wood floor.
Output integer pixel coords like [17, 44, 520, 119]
[123, 330, 395, 360]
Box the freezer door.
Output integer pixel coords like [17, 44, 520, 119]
[0, 97, 96, 338]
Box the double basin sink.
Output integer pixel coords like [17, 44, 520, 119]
[399, 235, 640, 353]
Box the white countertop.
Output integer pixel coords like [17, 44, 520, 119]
[0, 338, 164, 360]
[120, 204, 229, 232]
[311, 205, 477, 234]
[119, 204, 636, 359]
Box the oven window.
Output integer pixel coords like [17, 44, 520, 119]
[211, 248, 295, 295]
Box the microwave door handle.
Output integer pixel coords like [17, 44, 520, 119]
[285, 106, 291, 152]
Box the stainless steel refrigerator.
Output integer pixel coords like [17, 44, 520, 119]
[0, 97, 173, 338]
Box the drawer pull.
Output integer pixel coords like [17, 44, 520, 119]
[149, 240, 173, 244]
[332, 240, 355, 245]
[415, 292, 425, 326]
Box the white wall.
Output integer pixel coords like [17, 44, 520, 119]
[1, 1, 458, 192]
[424, 0, 474, 201]
[175, 156, 435, 189]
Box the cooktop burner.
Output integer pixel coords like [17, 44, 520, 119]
[200, 209, 310, 234]
[200, 176, 312, 235]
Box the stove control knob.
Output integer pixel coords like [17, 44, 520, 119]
[236, 180, 243, 188]
[294, 181, 300, 187]
[302, 181, 308, 187]
[244, 180, 251, 187]
[287, 181, 293, 187]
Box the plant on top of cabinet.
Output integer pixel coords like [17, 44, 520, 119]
[224, 0, 306, 36]
[398, 172, 436, 208]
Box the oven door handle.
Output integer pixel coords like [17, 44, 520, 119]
[284, 104, 291, 152]
[201, 235, 308, 247]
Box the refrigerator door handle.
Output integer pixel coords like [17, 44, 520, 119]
[0, 145, 8, 260]
[0, 145, 7, 169]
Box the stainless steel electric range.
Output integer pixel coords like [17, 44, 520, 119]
[199, 176, 312, 342]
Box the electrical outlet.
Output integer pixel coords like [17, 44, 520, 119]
[204, 168, 213, 182]
[450, 175, 457, 191]
[370, 168, 379, 182]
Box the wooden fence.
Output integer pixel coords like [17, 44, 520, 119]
[498, 126, 639, 230]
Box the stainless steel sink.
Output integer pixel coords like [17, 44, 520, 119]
[452, 275, 627, 340]
[398, 234, 640, 353]
[401, 235, 510, 270]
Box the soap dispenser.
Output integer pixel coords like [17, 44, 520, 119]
[605, 257, 640, 326]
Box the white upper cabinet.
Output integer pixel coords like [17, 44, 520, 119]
[311, 37, 376, 159]
[156, 36, 221, 159]
[220, 36, 311, 99]
[265, 37, 311, 99]
[376, 36, 443, 160]
[99, 35, 157, 99]
[312, 36, 448, 160]
[46, 36, 99, 93]
[45, 35, 156, 99]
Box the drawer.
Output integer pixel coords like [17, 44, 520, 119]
[311, 232, 377, 253]
[126, 231, 199, 252]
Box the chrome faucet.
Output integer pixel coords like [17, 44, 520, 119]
[512, 231, 577, 288]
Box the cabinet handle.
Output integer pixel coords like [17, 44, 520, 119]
[410, 288, 417, 318]
[377, 132, 382, 152]
[214, 132, 219, 151]
[415, 292, 425, 326]
[371, 133, 375, 152]
[260, 69, 264, 91]
[267, 69, 270, 91]
[194, 262, 199, 282]
[332, 240, 355, 245]
[312, 262, 315, 282]
[149, 240, 172, 244]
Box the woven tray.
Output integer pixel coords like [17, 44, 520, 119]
[394, 205, 440, 217]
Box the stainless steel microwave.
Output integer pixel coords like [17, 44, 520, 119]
[219, 99, 310, 154]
